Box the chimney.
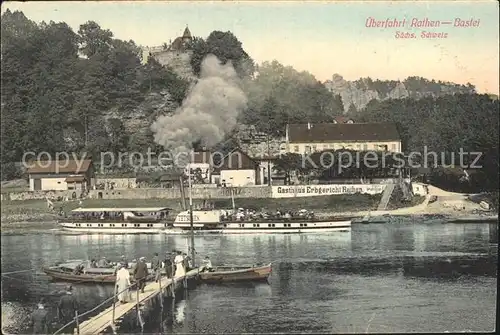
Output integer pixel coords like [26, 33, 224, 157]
[307, 122, 312, 130]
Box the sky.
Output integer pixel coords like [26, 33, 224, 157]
[2, 1, 499, 94]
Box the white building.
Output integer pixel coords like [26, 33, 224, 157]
[26, 159, 95, 191]
[219, 149, 261, 187]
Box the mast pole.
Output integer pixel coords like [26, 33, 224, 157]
[188, 153, 195, 267]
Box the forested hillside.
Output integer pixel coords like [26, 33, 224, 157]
[1, 9, 497, 193]
[350, 94, 499, 192]
[1, 10, 189, 165]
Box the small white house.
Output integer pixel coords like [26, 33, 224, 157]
[26, 159, 95, 191]
[219, 149, 260, 187]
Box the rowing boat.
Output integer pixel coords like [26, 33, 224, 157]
[199, 263, 272, 283]
[42, 260, 157, 284]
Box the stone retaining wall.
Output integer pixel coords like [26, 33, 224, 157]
[88, 186, 272, 200]
[5, 190, 83, 201]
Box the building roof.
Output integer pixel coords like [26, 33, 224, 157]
[65, 176, 86, 183]
[27, 159, 93, 174]
[333, 116, 354, 124]
[219, 148, 259, 170]
[287, 123, 401, 143]
[182, 26, 192, 39]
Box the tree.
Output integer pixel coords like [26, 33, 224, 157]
[273, 153, 305, 184]
[358, 94, 499, 192]
[77, 21, 113, 58]
[107, 118, 129, 154]
[190, 31, 254, 78]
[243, 60, 344, 135]
[141, 57, 189, 104]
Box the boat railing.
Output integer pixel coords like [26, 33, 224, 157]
[67, 217, 170, 223]
[52, 277, 151, 335]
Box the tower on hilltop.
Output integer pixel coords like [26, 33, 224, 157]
[142, 25, 195, 80]
[182, 25, 192, 44]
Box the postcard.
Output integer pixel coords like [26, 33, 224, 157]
[1, 1, 498, 334]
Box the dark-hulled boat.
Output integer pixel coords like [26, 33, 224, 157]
[43, 260, 155, 284]
[43, 261, 119, 284]
[199, 263, 272, 283]
[43, 267, 118, 283]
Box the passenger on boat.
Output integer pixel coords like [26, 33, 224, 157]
[202, 256, 214, 272]
[174, 251, 186, 277]
[115, 264, 131, 303]
[31, 298, 49, 334]
[163, 253, 173, 279]
[152, 252, 161, 282]
[57, 286, 78, 327]
[97, 257, 110, 268]
[72, 264, 84, 275]
[133, 257, 148, 293]
[90, 259, 97, 268]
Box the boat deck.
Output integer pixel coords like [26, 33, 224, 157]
[76, 267, 202, 334]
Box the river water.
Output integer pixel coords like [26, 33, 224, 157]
[1, 221, 498, 333]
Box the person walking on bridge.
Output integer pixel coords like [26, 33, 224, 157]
[57, 286, 78, 331]
[152, 252, 161, 282]
[174, 251, 186, 277]
[31, 298, 49, 334]
[133, 257, 148, 293]
[115, 264, 131, 303]
[164, 252, 173, 279]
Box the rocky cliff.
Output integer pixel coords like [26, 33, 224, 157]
[324, 74, 476, 113]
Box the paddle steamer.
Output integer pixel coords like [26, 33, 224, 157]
[58, 207, 172, 233]
[171, 208, 352, 234]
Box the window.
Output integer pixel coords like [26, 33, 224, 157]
[268, 224, 272, 227]
[356, 144, 361, 150]
[305, 146, 311, 154]
[294, 145, 299, 153]
[363, 144, 368, 150]
[391, 143, 397, 152]
[323, 145, 328, 150]
[312, 145, 317, 152]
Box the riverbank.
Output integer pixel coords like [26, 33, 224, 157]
[1, 193, 427, 231]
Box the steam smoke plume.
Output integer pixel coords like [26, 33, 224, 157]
[151, 54, 247, 165]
